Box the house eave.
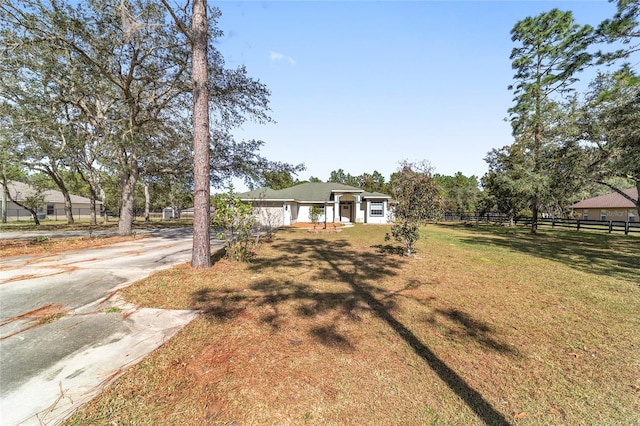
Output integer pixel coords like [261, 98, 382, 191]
[240, 197, 295, 202]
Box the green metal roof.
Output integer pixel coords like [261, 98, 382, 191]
[237, 187, 288, 200]
[238, 182, 390, 203]
[362, 191, 392, 199]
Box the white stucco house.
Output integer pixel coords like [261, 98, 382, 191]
[238, 182, 393, 227]
[1, 180, 102, 221]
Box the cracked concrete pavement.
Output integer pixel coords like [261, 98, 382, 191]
[0, 228, 223, 425]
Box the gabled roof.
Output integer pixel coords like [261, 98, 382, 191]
[3, 181, 101, 205]
[571, 188, 638, 209]
[239, 182, 391, 203]
[363, 191, 392, 199]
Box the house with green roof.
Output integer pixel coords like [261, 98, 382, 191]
[238, 182, 393, 227]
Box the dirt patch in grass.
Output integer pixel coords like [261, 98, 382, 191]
[67, 224, 640, 425]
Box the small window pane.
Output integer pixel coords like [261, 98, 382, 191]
[370, 202, 383, 217]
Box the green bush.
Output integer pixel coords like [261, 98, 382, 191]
[309, 205, 323, 228]
[212, 186, 257, 262]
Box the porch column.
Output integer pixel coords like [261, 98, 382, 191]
[355, 195, 363, 223]
[283, 202, 291, 226]
[333, 194, 341, 223]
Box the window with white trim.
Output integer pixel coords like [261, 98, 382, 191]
[629, 210, 636, 222]
[370, 202, 384, 217]
[582, 210, 588, 220]
[600, 209, 607, 221]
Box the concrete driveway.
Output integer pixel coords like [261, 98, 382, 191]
[0, 228, 223, 425]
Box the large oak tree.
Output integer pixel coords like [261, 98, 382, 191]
[2, 0, 300, 250]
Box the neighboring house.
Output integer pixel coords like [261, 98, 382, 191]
[1, 180, 102, 221]
[238, 182, 393, 227]
[570, 188, 638, 222]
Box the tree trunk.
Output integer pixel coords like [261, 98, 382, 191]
[118, 166, 138, 236]
[531, 196, 538, 234]
[78, 170, 99, 225]
[31, 210, 40, 225]
[1, 167, 5, 224]
[531, 113, 541, 235]
[90, 196, 96, 225]
[190, 0, 211, 268]
[87, 176, 99, 225]
[635, 181, 640, 221]
[100, 187, 108, 223]
[1, 187, 6, 224]
[49, 171, 75, 225]
[3, 185, 40, 225]
[63, 191, 74, 224]
[144, 182, 150, 222]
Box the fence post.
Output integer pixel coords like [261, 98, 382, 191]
[577, 219, 581, 231]
[608, 221, 613, 233]
[625, 221, 630, 235]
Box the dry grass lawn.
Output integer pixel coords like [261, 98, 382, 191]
[65, 224, 640, 425]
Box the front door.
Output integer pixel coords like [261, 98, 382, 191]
[340, 202, 352, 222]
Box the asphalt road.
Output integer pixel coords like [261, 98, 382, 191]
[0, 228, 223, 425]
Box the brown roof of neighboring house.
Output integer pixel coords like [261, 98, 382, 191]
[571, 188, 638, 209]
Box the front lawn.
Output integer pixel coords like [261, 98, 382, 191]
[67, 224, 640, 425]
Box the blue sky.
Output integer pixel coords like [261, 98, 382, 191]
[213, 1, 617, 189]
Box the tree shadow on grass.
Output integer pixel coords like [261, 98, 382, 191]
[371, 243, 406, 256]
[193, 236, 513, 425]
[192, 288, 248, 320]
[310, 325, 356, 352]
[428, 308, 519, 355]
[451, 224, 640, 285]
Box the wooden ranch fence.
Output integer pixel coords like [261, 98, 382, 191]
[442, 213, 640, 236]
